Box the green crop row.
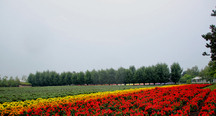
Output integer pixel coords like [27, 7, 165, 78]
[0, 85, 161, 104]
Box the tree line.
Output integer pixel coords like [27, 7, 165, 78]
[0, 75, 20, 87]
[27, 62, 182, 86]
[179, 64, 216, 84]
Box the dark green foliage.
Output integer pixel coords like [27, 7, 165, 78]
[35, 71, 40, 86]
[85, 70, 92, 85]
[115, 67, 126, 85]
[129, 66, 136, 85]
[49, 71, 56, 86]
[43, 71, 48, 86]
[91, 69, 99, 85]
[60, 72, 67, 86]
[202, 8, 216, 61]
[65, 72, 72, 85]
[107, 68, 116, 85]
[53, 73, 60, 86]
[145, 66, 158, 85]
[72, 73, 78, 85]
[134, 67, 145, 85]
[26, 63, 185, 86]
[27, 73, 33, 85]
[99, 69, 107, 84]
[155, 63, 170, 84]
[125, 69, 133, 85]
[129, 65, 136, 76]
[78, 72, 85, 85]
[170, 62, 183, 84]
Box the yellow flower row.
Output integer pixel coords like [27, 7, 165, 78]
[0, 85, 183, 116]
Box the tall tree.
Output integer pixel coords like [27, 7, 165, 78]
[129, 66, 136, 76]
[85, 70, 92, 85]
[65, 72, 72, 85]
[155, 63, 170, 84]
[44, 71, 49, 86]
[170, 62, 183, 84]
[125, 69, 133, 85]
[91, 69, 99, 85]
[35, 71, 41, 86]
[28, 73, 34, 85]
[48, 71, 55, 86]
[145, 66, 158, 85]
[107, 68, 116, 85]
[99, 69, 107, 85]
[78, 72, 85, 85]
[202, 8, 216, 61]
[59, 72, 67, 85]
[140, 66, 147, 85]
[53, 72, 60, 86]
[72, 73, 78, 85]
[115, 67, 126, 85]
[134, 67, 144, 85]
[129, 66, 136, 85]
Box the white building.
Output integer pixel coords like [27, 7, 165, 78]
[191, 76, 216, 83]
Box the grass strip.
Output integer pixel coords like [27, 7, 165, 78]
[204, 83, 216, 90]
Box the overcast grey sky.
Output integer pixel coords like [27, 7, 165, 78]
[0, 0, 215, 78]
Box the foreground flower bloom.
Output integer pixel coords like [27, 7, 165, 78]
[16, 84, 213, 116]
[0, 85, 176, 116]
[1, 84, 214, 116]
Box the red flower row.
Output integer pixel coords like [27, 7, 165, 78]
[19, 84, 212, 116]
[199, 89, 216, 116]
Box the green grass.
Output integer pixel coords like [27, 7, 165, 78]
[204, 83, 216, 90]
[0, 84, 164, 104]
[20, 82, 32, 86]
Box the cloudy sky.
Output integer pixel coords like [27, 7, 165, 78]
[0, 0, 215, 78]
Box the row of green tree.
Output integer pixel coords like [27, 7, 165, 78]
[0, 75, 21, 87]
[27, 62, 183, 86]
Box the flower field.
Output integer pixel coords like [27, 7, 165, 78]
[1, 84, 216, 116]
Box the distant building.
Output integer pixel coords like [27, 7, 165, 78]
[191, 76, 216, 83]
